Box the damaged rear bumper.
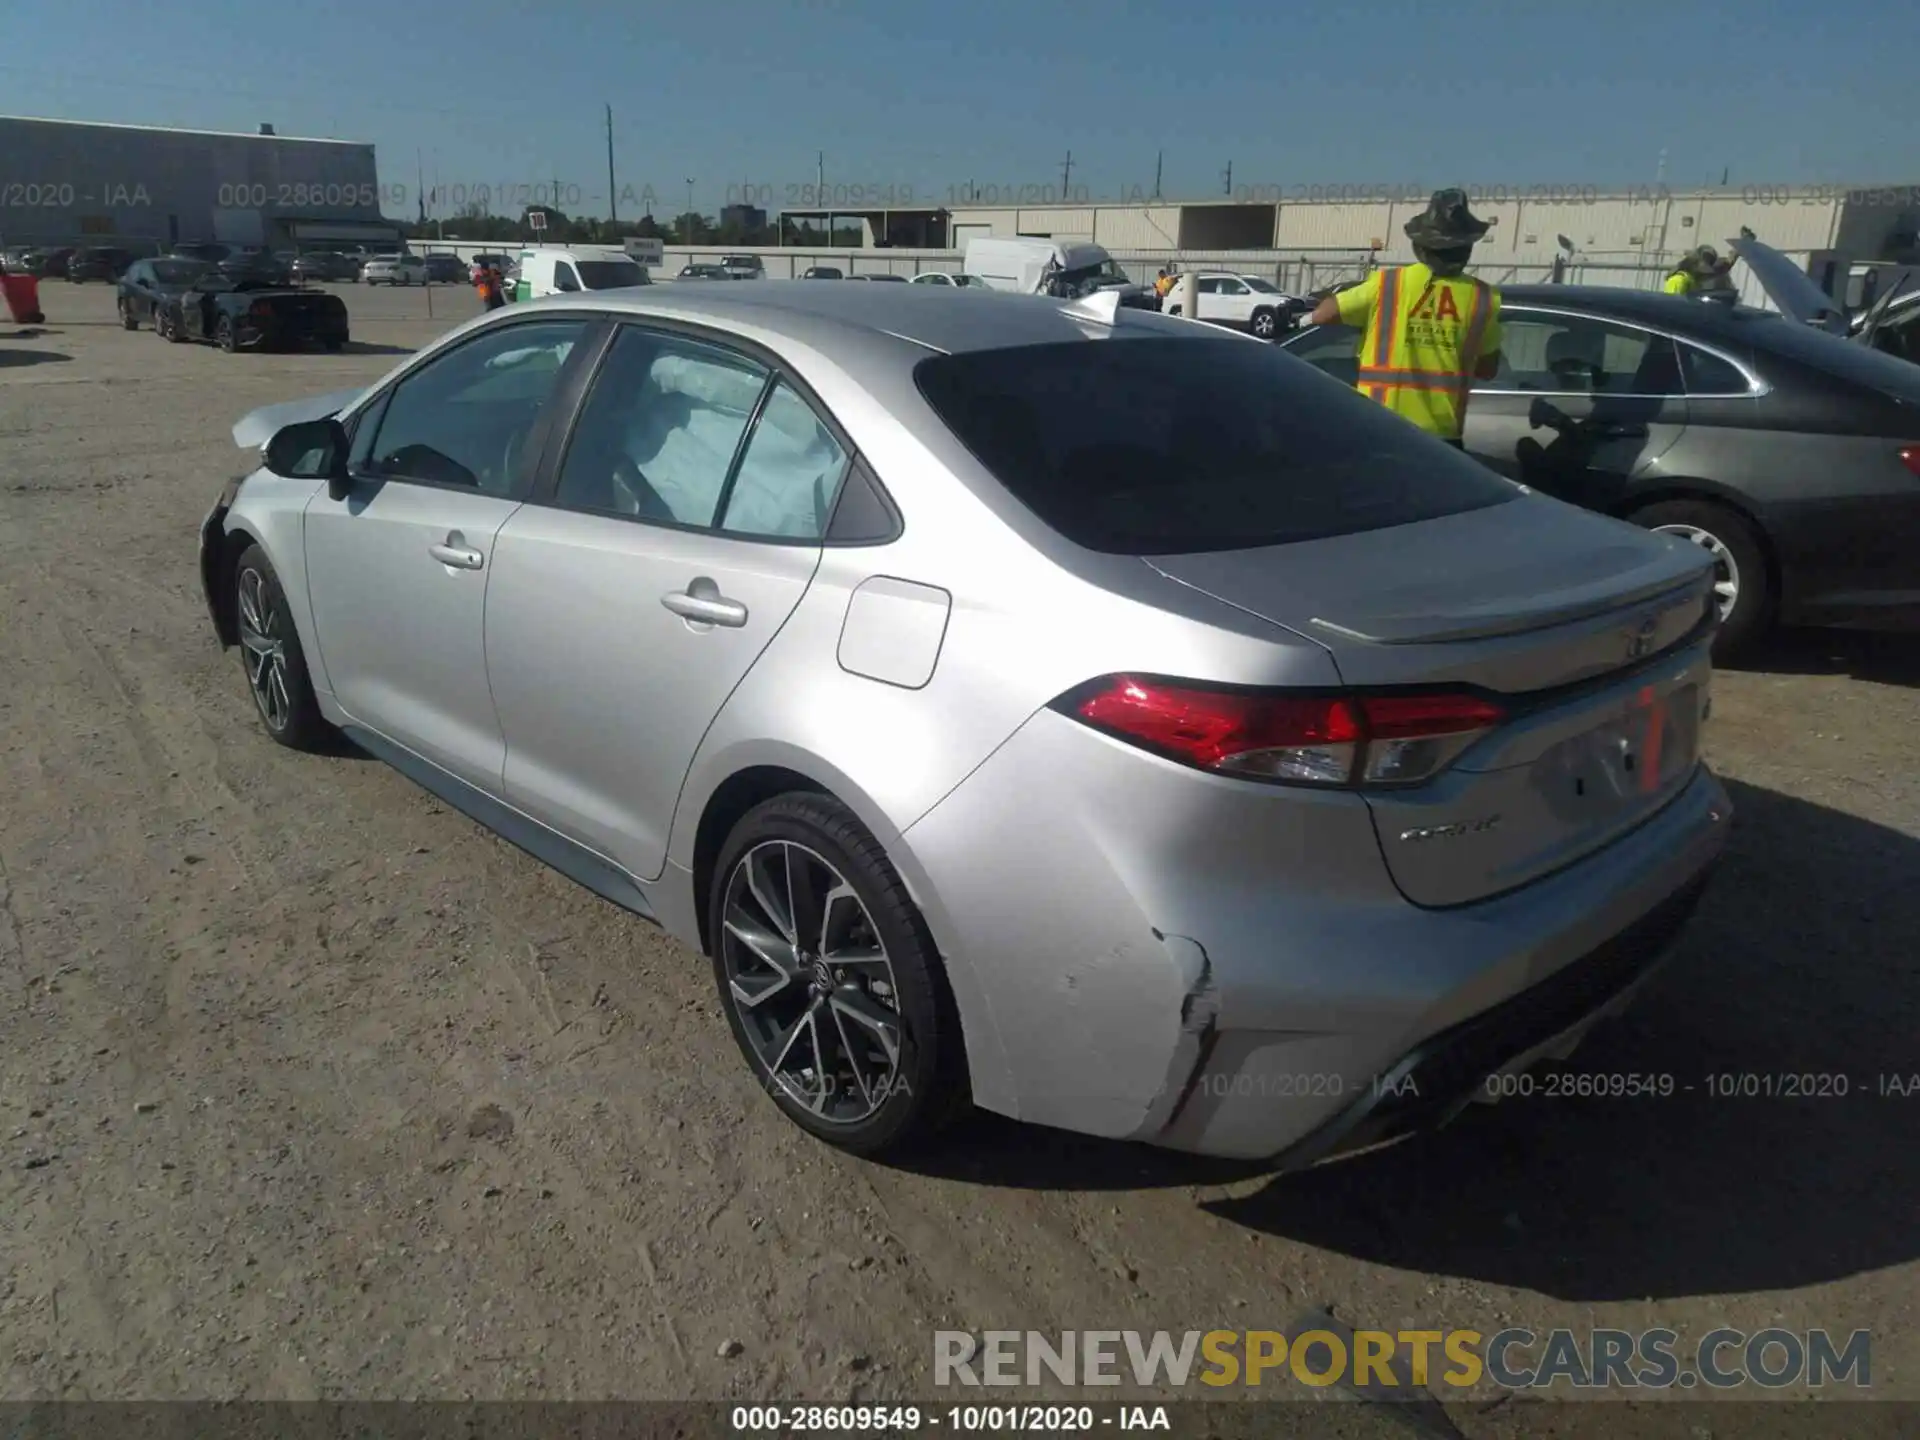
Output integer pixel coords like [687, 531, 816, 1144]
[900, 707, 1731, 1163]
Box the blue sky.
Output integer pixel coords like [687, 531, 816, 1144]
[4, 0, 1914, 220]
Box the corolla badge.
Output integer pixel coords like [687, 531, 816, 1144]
[1399, 815, 1502, 844]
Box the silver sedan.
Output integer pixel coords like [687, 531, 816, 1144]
[200, 282, 1730, 1162]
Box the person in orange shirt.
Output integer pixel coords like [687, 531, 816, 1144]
[476, 263, 506, 311]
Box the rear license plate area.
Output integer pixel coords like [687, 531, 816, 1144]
[1539, 683, 1700, 820]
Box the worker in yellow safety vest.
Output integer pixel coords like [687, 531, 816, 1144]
[1309, 188, 1502, 447]
[1664, 245, 1724, 295]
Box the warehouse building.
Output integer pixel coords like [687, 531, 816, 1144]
[0, 115, 404, 254]
[779, 184, 1918, 282]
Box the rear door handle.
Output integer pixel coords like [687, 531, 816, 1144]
[1586, 421, 1649, 439]
[428, 531, 484, 570]
[663, 578, 748, 628]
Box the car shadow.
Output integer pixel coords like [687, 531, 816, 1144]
[1728, 627, 1920, 688]
[336, 341, 416, 356]
[0, 347, 71, 368]
[1198, 777, 1917, 1300]
[887, 779, 1920, 1302]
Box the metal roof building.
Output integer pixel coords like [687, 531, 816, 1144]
[0, 115, 404, 253]
[778, 186, 1919, 276]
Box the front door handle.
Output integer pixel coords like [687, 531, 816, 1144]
[663, 577, 748, 628]
[428, 531, 484, 570]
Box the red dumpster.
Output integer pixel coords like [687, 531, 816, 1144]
[2, 272, 46, 324]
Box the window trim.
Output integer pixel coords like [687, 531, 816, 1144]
[343, 314, 604, 500]
[1477, 304, 1768, 400]
[530, 313, 904, 549]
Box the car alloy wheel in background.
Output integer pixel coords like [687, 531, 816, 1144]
[1251, 308, 1277, 338]
[718, 838, 904, 1127]
[1652, 523, 1740, 622]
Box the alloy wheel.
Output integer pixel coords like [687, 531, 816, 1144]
[1652, 523, 1740, 622]
[1252, 311, 1276, 338]
[719, 840, 903, 1124]
[236, 567, 292, 731]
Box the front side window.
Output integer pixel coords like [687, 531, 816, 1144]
[1282, 325, 1360, 385]
[915, 337, 1516, 555]
[361, 319, 590, 495]
[1481, 314, 1683, 396]
[719, 382, 852, 540]
[553, 327, 770, 527]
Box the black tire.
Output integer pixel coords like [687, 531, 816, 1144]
[231, 544, 331, 751]
[708, 793, 969, 1156]
[119, 298, 139, 330]
[1250, 306, 1278, 339]
[325, 337, 345, 352]
[215, 315, 237, 352]
[1628, 498, 1771, 661]
[157, 308, 181, 342]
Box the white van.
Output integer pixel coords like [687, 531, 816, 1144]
[962, 237, 1143, 303]
[512, 246, 650, 302]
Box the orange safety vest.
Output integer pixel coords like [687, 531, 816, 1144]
[1352, 266, 1496, 439]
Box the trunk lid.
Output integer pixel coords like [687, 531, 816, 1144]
[1146, 497, 1717, 907]
[1730, 235, 1850, 336]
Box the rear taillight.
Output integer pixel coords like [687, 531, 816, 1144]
[250, 300, 272, 317]
[1900, 446, 1920, 478]
[1060, 675, 1504, 788]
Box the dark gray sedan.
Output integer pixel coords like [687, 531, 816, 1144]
[1280, 275, 1920, 658]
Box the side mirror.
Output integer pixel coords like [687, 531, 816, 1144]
[264, 417, 350, 496]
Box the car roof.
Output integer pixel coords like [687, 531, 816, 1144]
[1496, 284, 1792, 335]
[508, 278, 1213, 356]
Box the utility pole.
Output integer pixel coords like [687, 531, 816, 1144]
[1061, 150, 1074, 195]
[818, 151, 825, 198]
[685, 178, 695, 242]
[606, 104, 618, 224]
[1222, 160, 1233, 196]
[1153, 151, 1163, 201]
[416, 148, 426, 227]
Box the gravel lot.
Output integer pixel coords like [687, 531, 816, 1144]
[2, 281, 1917, 1424]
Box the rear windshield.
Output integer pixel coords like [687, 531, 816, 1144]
[914, 338, 1518, 554]
[577, 260, 646, 288]
[1746, 313, 1920, 405]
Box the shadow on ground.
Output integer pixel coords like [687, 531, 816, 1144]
[1203, 777, 1917, 1300]
[338, 341, 416, 356]
[894, 779, 1920, 1302]
[1732, 627, 1920, 689]
[0, 347, 70, 368]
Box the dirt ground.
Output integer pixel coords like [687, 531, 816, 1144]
[2, 282, 1917, 1425]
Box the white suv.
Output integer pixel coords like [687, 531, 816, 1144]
[1164, 271, 1303, 338]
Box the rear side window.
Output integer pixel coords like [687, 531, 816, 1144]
[1678, 343, 1751, 395]
[914, 338, 1517, 555]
